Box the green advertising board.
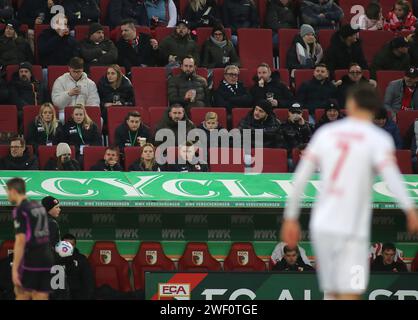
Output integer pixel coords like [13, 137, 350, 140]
[1, 171, 418, 208]
[145, 272, 418, 300]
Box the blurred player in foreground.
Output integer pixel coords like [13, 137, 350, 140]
[281, 85, 418, 300]
[6, 178, 53, 300]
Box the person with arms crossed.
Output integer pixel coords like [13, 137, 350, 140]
[281, 85, 418, 300]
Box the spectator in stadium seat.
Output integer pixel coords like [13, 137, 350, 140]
[384, 0, 417, 33]
[358, 1, 384, 31]
[0, 20, 34, 67]
[8, 62, 45, 121]
[238, 99, 285, 148]
[59, 233, 95, 300]
[370, 36, 411, 79]
[114, 111, 151, 152]
[144, 0, 177, 28]
[323, 24, 368, 73]
[314, 99, 343, 131]
[79, 23, 118, 70]
[221, 0, 259, 44]
[0, 136, 38, 170]
[107, 0, 148, 28]
[51, 57, 100, 121]
[62, 0, 100, 29]
[97, 64, 135, 123]
[0, 0, 13, 22]
[286, 24, 323, 75]
[334, 63, 377, 107]
[44, 142, 81, 170]
[197, 111, 226, 144]
[165, 141, 209, 171]
[296, 63, 338, 116]
[371, 242, 408, 272]
[184, 0, 220, 31]
[129, 142, 162, 171]
[201, 25, 240, 69]
[213, 65, 252, 110]
[383, 67, 418, 115]
[407, 28, 418, 65]
[281, 102, 313, 151]
[300, 0, 343, 30]
[62, 105, 102, 158]
[373, 107, 403, 149]
[18, 0, 55, 29]
[116, 19, 159, 72]
[155, 103, 196, 146]
[265, 0, 298, 46]
[26, 103, 64, 152]
[272, 245, 315, 272]
[250, 62, 294, 108]
[168, 56, 210, 109]
[158, 19, 200, 66]
[90, 146, 123, 171]
[38, 16, 79, 67]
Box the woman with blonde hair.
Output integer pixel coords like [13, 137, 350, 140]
[26, 102, 64, 152]
[63, 104, 102, 157]
[129, 143, 162, 171]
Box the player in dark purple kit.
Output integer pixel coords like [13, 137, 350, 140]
[6, 178, 54, 300]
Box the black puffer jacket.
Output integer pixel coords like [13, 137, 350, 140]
[0, 150, 38, 170]
[183, 0, 220, 30]
[107, 0, 148, 28]
[336, 74, 370, 107]
[281, 119, 313, 151]
[62, 119, 102, 156]
[167, 72, 210, 108]
[8, 72, 44, 111]
[79, 39, 118, 68]
[296, 77, 338, 114]
[97, 75, 135, 108]
[264, 0, 297, 31]
[63, 0, 100, 28]
[201, 37, 239, 68]
[129, 161, 162, 171]
[0, 35, 34, 66]
[155, 116, 196, 146]
[116, 33, 158, 71]
[0, 0, 13, 21]
[221, 0, 259, 34]
[250, 72, 294, 108]
[90, 159, 123, 171]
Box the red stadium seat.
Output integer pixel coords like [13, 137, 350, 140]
[380, 0, 396, 16]
[64, 106, 102, 132]
[252, 148, 288, 173]
[232, 107, 251, 128]
[154, 27, 174, 42]
[38, 145, 76, 169]
[0, 145, 33, 158]
[237, 28, 273, 69]
[273, 108, 309, 123]
[107, 106, 149, 146]
[359, 30, 394, 66]
[395, 150, 413, 174]
[376, 70, 405, 99]
[294, 69, 314, 91]
[88, 241, 131, 292]
[83, 146, 107, 171]
[209, 147, 245, 172]
[0, 105, 18, 134]
[148, 106, 167, 134]
[89, 66, 126, 84]
[223, 242, 266, 271]
[34, 24, 51, 64]
[317, 29, 335, 52]
[190, 107, 227, 128]
[177, 242, 222, 271]
[212, 68, 225, 89]
[334, 69, 370, 81]
[99, 0, 111, 24]
[132, 242, 176, 290]
[171, 67, 208, 79]
[396, 110, 418, 139]
[257, 0, 267, 27]
[124, 146, 142, 170]
[110, 26, 152, 42]
[48, 65, 69, 92]
[278, 29, 299, 68]
[74, 25, 110, 41]
[131, 67, 168, 108]
[22, 105, 59, 136]
[0, 240, 14, 259]
[291, 147, 302, 167]
[315, 108, 325, 123]
[196, 27, 232, 48]
[6, 64, 43, 82]
[178, 0, 189, 17]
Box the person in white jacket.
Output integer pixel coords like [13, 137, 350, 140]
[51, 57, 100, 121]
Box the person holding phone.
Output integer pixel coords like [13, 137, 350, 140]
[44, 142, 81, 171]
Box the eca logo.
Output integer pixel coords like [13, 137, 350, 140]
[158, 283, 191, 300]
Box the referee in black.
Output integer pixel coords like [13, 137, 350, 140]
[6, 178, 53, 300]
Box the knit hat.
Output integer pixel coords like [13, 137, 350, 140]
[6, 19, 19, 32]
[390, 36, 409, 49]
[256, 100, 273, 115]
[89, 22, 104, 36]
[325, 99, 340, 111]
[300, 24, 315, 38]
[41, 196, 59, 212]
[56, 143, 71, 157]
[339, 24, 359, 39]
[289, 102, 303, 114]
[19, 61, 33, 73]
[176, 19, 189, 28]
[405, 66, 418, 78]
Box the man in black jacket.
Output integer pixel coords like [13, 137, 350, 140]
[281, 102, 313, 152]
[0, 20, 34, 66]
[114, 111, 151, 152]
[371, 243, 409, 273]
[272, 245, 315, 272]
[79, 23, 118, 70]
[116, 19, 159, 72]
[41, 195, 62, 254]
[90, 147, 123, 171]
[59, 234, 95, 300]
[0, 136, 38, 170]
[63, 0, 100, 29]
[107, 0, 148, 28]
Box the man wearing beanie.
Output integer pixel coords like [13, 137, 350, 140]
[44, 142, 81, 171]
[371, 36, 411, 79]
[300, 0, 343, 29]
[323, 24, 368, 72]
[237, 100, 285, 148]
[41, 196, 62, 251]
[286, 24, 323, 72]
[281, 102, 313, 152]
[0, 19, 34, 66]
[79, 22, 118, 70]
